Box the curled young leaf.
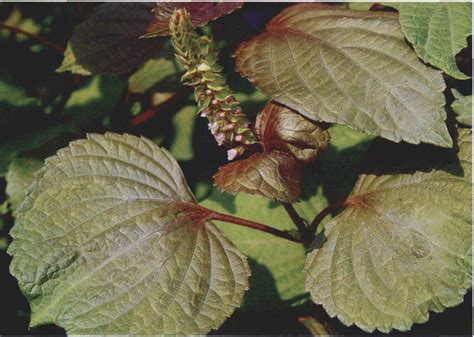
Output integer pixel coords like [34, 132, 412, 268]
[143, 2, 243, 38]
[305, 128, 472, 333]
[256, 102, 330, 164]
[235, 4, 452, 148]
[58, 3, 164, 75]
[8, 133, 249, 335]
[214, 151, 301, 202]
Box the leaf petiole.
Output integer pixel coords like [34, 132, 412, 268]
[207, 209, 302, 244]
[309, 199, 349, 233]
[0, 22, 65, 53]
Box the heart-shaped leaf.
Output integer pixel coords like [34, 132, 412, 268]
[256, 102, 330, 164]
[214, 150, 301, 202]
[143, 2, 243, 38]
[58, 3, 164, 75]
[305, 128, 472, 333]
[8, 133, 249, 335]
[384, 2, 472, 80]
[235, 4, 452, 148]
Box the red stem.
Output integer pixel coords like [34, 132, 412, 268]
[208, 210, 302, 244]
[0, 22, 65, 53]
[310, 199, 349, 233]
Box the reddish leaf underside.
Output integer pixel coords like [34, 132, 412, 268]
[256, 102, 330, 164]
[62, 3, 164, 74]
[214, 101, 330, 202]
[214, 150, 301, 202]
[143, 2, 243, 37]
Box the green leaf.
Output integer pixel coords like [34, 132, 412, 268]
[0, 76, 126, 177]
[348, 2, 375, 11]
[201, 187, 323, 310]
[170, 105, 197, 161]
[235, 4, 452, 148]
[0, 80, 39, 108]
[128, 57, 178, 94]
[385, 2, 472, 80]
[8, 133, 249, 334]
[1, 8, 41, 42]
[451, 89, 472, 127]
[57, 3, 164, 75]
[305, 129, 472, 333]
[0, 124, 77, 177]
[6, 158, 43, 213]
[57, 43, 93, 76]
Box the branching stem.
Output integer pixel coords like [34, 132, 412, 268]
[281, 202, 312, 243]
[0, 22, 64, 53]
[208, 210, 302, 244]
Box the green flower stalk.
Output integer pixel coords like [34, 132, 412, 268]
[170, 8, 257, 160]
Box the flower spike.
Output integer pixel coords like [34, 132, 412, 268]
[170, 8, 257, 160]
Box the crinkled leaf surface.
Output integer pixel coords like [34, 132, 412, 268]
[58, 3, 164, 75]
[451, 89, 472, 127]
[385, 2, 472, 79]
[143, 2, 243, 37]
[256, 102, 330, 164]
[8, 133, 249, 335]
[6, 158, 42, 213]
[305, 129, 472, 333]
[235, 4, 452, 147]
[214, 150, 301, 202]
[201, 187, 323, 310]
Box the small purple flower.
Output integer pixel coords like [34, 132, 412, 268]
[206, 89, 213, 95]
[219, 112, 226, 118]
[225, 124, 234, 131]
[208, 122, 219, 134]
[215, 133, 225, 146]
[211, 99, 218, 105]
[227, 148, 238, 161]
[200, 107, 210, 117]
[235, 134, 243, 142]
